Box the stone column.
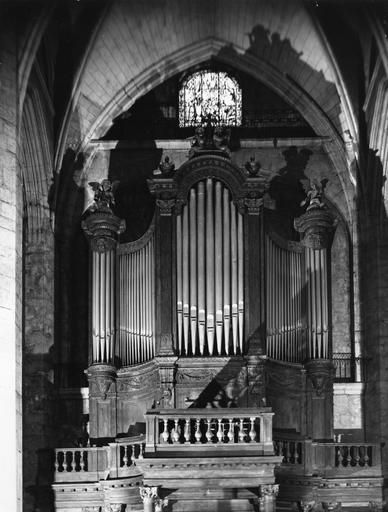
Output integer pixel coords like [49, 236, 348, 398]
[139, 486, 159, 512]
[295, 203, 335, 441]
[82, 192, 125, 439]
[258, 484, 279, 512]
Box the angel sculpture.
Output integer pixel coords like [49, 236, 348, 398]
[300, 178, 328, 211]
[88, 179, 119, 211]
[158, 155, 175, 175]
[245, 155, 261, 176]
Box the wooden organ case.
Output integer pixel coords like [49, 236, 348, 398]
[83, 148, 335, 447]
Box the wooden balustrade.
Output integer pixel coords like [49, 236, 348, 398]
[273, 437, 381, 475]
[145, 408, 274, 454]
[53, 438, 146, 482]
[273, 439, 303, 464]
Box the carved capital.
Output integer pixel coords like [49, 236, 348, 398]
[324, 503, 341, 512]
[236, 196, 263, 215]
[139, 486, 159, 502]
[259, 483, 279, 497]
[294, 209, 335, 250]
[305, 359, 334, 396]
[104, 505, 124, 512]
[156, 198, 176, 216]
[155, 497, 169, 512]
[299, 501, 317, 512]
[86, 363, 116, 399]
[82, 210, 125, 253]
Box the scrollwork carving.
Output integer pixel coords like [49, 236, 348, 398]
[139, 486, 159, 502]
[259, 483, 279, 497]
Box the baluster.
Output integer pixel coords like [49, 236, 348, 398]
[286, 441, 292, 463]
[282, 442, 288, 463]
[194, 418, 201, 443]
[139, 443, 145, 460]
[80, 451, 85, 471]
[132, 444, 136, 462]
[228, 419, 234, 443]
[249, 417, 256, 442]
[337, 445, 343, 466]
[216, 419, 223, 443]
[172, 419, 180, 443]
[54, 452, 60, 472]
[364, 446, 370, 465]
[162, 419, 169, 443]
[123, 445, 129, 467]
[183, 419, 190, 443]
[346, 445, 352, 465]
[273, 441, 279, 456]
[206, 419, 212, 443]
[70, 451, 76, 472]
[238, 418, 245, 443]
[355, 445, 361, 466]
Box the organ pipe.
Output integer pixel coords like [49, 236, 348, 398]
[265, 234, 305, 363]
[117, 229, 155, 366]
[176, 178, 244, 356]
[91, 249, 116, 364]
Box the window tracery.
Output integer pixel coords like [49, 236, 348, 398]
[179, 70, 242, 127]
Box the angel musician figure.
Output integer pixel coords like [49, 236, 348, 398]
[88, 179, 119, 211]
[300, 178, 328, 211]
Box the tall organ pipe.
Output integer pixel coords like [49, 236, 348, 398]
[177, 179, 244, 356]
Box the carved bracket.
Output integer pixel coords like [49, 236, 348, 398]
[86, 363, 117, 399]
[305, 359, 334, 397]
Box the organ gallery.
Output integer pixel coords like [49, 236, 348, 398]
[4, 1, 388, 511]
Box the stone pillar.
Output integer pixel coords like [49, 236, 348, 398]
[258, 484, 279, 512]
[82, 201, 125, 439]
[0, 20, 22, 512]
[140, 486, 159, 512]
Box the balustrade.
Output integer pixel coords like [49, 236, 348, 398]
[145, 408, 274, 453]
[273, 439, 303, 464]
[53, 438, 145, 482]
[335, 444, 373, 468]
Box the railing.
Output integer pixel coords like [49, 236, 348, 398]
[145, 408, 275, 454]
[273, 436, 381, 476]
[332, 353, 368, 382]
[53, 437, 145, 482]
[273, 439, 303, 464]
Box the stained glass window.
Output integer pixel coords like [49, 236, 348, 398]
[179, 70, 242, 127]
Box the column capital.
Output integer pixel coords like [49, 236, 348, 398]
[82, 210, 125, 252]
[294, 208, 335, 250]
[139, 485, 159, 502]
[259, 483, 279, 497]
[305, 358, 334, 397]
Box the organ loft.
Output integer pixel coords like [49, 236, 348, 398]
[5, 2, 388, 511]
[52, 77, 381, 509]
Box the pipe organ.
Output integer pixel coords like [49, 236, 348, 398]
[92, 249, 116, 364]
[265, 232, 330, 363]
[265, 234, 305, 362]
[305, 248, 329, 359]
[117, 226, 155, 366]
[176, 178, 244, 356]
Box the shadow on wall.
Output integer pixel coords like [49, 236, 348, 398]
[217, 24, 342, 136]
